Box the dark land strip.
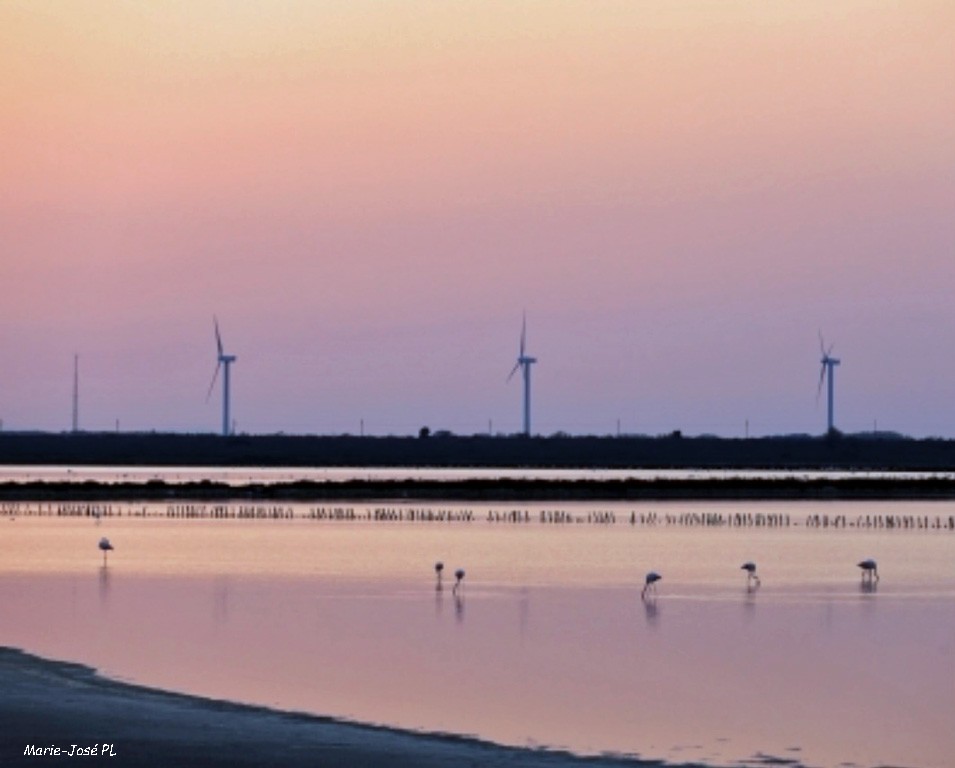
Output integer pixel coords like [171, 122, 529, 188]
[4, 432, 955, 502]
[4, 476, 955, 502]
[3, 432, 955, 471]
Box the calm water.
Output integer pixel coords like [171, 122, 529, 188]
[2, 463, 953, 484]
[1, 500, 953, 768]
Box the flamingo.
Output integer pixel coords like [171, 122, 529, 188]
[641, 571, 661, 600]
[453, 568, 465, 594]
[857, 558, 879, 582]
[98, 537, 114, 566]
[434, 561, 444, 591]
[741, 561, 760, 588]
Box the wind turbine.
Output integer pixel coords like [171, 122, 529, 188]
[817, 333, 840, 434]
[507, 314, 537, 436]
[207, 317, 236, 436]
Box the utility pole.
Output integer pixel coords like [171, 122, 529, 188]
[72, 354, 79, 433]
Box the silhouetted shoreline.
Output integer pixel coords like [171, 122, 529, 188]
[0, 648, 669, 768]
[3, 432, 955, 501]
[3, 431, 955, 470]
[4, 475, 955, 502]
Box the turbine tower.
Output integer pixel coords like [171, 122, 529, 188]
[507, 313, 537, 436]
[817, 333, 840, 434]
[207, 317, 236, 436]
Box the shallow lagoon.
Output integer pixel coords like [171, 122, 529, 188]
[3, 463, 955, 485]
[1, 500, 953, 768]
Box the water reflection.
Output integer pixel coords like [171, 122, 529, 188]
[642, 594, 660, 627]
[742, 588, 757, 621]
[7, 464, 950, 485]
[742, 577, 760, 624]
[98, 565, 110, 603]
[518, 589, 530, 640]
[1, 507, 952, 768]
[213, 578, 231, 624]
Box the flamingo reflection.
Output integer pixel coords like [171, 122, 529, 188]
[642, 594, 660, 627]
[98, 565, 110, 602]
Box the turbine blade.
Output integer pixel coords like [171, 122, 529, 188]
[816, 362, 826, 402]
[206, 361, 221, 402]
[214, 316, 224, 358]
[507, 361, 520, 382]
[818, 331, 825, 357]
[520, 313, 526, 357]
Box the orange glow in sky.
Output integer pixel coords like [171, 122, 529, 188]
[2, 2, 953, 436]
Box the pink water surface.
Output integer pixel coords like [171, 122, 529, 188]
[1, 503, 953, 767]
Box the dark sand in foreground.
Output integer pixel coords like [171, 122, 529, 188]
[0, 648, 674, 768]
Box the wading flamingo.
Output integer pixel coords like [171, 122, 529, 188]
[642, 571, 661, 600]
[98, 537, 114, 566]
[741, 561, 760, 588]
[857, 559, 879, 582]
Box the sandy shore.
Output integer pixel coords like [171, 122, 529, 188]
[0, 647, 674, 768]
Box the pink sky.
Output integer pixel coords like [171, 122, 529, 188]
[2, 2, 953, 437]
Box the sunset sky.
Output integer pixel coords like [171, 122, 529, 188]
[2, 1, 953, 437]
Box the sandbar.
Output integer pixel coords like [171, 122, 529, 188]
[0, 647, 677, 768]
